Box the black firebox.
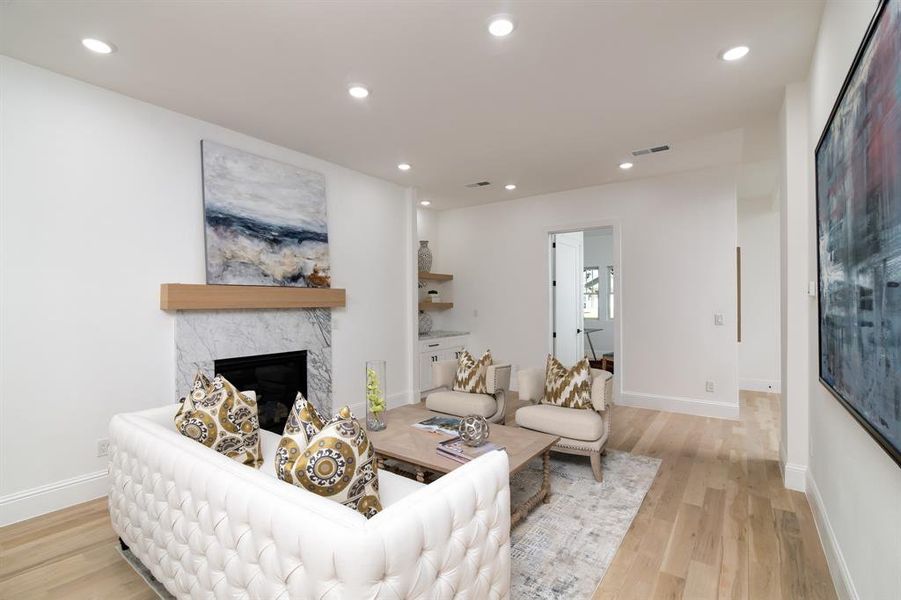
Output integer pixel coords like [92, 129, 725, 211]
[214, 350, 307, 434]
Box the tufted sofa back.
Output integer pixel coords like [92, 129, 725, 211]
[109, 405, 512, 599]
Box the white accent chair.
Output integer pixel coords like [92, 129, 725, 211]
[425, 360, 512, 423]
[108, 403, 512, 599]
[516, 367, 613, 481]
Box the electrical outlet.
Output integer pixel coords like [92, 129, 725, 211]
[473, 308, 479, 318]
[96, 438, 110, 457]
[705, 380, 715, 393]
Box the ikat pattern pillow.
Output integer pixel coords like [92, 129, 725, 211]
[543, 355, 593, 409]
[453, 349, 492, 394]
[175, 372, 263, 467]
[275, 393, 327, 483]
[281, 406, 383, 519]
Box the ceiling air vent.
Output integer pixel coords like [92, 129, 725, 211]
[465, 181, 492, 188]
[631, 144, 671, 157]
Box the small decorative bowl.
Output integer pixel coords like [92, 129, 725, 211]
[459, 415, 490, 447]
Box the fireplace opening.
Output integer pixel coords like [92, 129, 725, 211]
[214, 350, 307, 434]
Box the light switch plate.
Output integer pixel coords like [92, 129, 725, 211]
[714, 313, 725, 326]
[808, 281, 818, 296]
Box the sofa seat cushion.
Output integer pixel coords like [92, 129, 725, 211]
[426, 390, 496, 418]
[516, 404, 604, 442]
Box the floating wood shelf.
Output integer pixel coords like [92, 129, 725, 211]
[160, 284, 346, 311]
[419, 301, 454, 311]
[418, 271, 453, 282]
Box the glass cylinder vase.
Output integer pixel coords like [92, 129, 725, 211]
[365, 360, 387, 431]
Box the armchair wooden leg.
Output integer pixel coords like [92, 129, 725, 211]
[589, 452, 603, 483]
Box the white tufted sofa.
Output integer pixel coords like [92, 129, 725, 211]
[108, 404, 512, 599]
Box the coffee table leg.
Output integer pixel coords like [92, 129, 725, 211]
[415, 465, 426, 483]
[541, 450, 551, 504]
[511, 450, 552, 526]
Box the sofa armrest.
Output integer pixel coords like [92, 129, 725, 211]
[369, 450, 511, 596]
[431, 359, 457, 389]
[517, 367, 545, 403]
[590, 369, 613, 411]
[486, 364, 511, 394]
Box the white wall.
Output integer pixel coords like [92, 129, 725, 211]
[0, 58, 415, 524]
[788, 2, 901, 598]
[582, 229, 614, 356]
[737, 195, 781, 392]
[779, 80, 813, 487]
[438, 166, 740, 419]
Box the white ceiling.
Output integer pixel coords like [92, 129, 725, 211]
[0, 1, 822, 209]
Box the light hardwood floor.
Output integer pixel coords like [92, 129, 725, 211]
[0, 391, 836, 600]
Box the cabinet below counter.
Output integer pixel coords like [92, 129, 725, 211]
[418, 333, 470, 394]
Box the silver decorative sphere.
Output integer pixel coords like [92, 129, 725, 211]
[459, 414, 490, 447]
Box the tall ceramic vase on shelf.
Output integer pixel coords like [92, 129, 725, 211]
[365, 360, 387, 431]
[418, 241, 433, 272]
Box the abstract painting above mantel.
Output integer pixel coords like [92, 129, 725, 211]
[815, 0, 900, 466]
[201, 140, 330, 287]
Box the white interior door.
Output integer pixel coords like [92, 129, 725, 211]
[553, 232, 584, 365]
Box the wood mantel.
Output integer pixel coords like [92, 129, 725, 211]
[160, 284, 346, 311]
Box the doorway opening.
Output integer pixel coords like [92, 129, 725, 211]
[550, 227, 616, 374]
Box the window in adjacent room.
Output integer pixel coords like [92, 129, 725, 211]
[606, 265, 615, 320]
[583, 266, 600, 319]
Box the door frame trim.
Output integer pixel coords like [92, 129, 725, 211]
[546, 219, 622, 402]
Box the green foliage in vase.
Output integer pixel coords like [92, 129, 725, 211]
[366, 368, 386, 414]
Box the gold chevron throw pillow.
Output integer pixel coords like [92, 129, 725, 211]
[175, 371, 263, 467]
[284, 406, 383, 519]
[275, 393, 328, 483]
[543, 355, 593, 409]
[453, 349, 492, 394]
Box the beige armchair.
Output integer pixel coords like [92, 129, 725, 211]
[515, 367, 613, 481]
[425, 360, 511, 424]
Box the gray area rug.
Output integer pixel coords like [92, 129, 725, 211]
[119, 450, 659, 600]
[509, 450, 661, 599]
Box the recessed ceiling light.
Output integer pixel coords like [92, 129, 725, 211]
[420, 200, 431, 206]
[505, 184, 517, 190]
[619, 162, 633, 170]
[720, 46, 749, 61]
[488, 17, 515, 37]
[81, 38, 115, 54]
[398, 163, 412, 171]
[348, 85, 369, 99]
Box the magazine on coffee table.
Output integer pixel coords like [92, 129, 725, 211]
[436, 436, 505, 464]
[412, 416, 462, 436]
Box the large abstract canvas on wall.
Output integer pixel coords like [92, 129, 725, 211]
[201, 140, 330, 287]
[815, 0, 900, 466]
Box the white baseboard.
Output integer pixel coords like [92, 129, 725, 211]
[618, 390, 740, 420]
[0, 470, 108, 527]
[782, 462, 807, 492]
[739, 378, 782, 393]
[806, 471, 858, 600]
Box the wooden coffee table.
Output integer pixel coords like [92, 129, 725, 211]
[366, 404, 559, 526]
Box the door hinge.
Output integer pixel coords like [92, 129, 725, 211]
[552, 242, 556, 248]
[552, 332, 557, 338]
[552, 280, 556, 287]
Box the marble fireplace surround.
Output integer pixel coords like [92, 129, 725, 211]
[175, 308, 332, 416]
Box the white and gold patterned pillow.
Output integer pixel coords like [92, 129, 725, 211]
[275, 393, 327, 483]
[542, 355, 592, 409]
[282, 406, 382, 519]
[452, 349, 492, 394]
[175, 372, 263, 467]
